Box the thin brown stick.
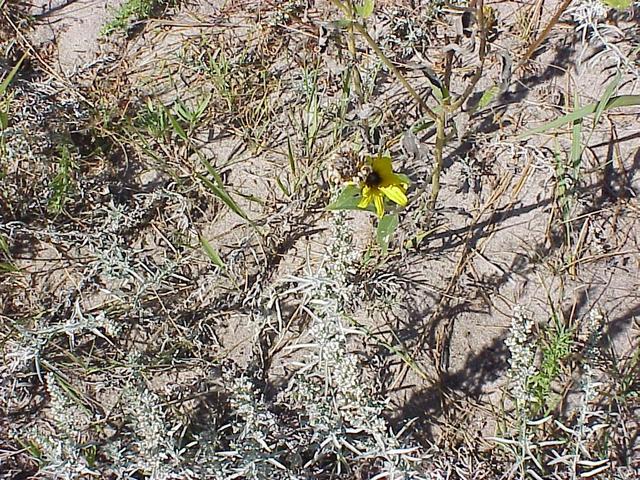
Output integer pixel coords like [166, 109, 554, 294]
[515, 0, 572, 72]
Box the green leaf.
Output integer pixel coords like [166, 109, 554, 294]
[0, 53, 27, 132]
[355, 0, 375, 18]
[201, 156, 224, 184]
[0, 262, 19, 273]
[570, 94, 583, 169]
[0, 52, 27, 97]
[577, 72, 623, 166]
[410, 118, 435, 135]
[376, 213, 399, 256]
[0, 235, 10, 257]
[197, 173, 248, 220]
[276, 176, 290, 197]
[518, 95, 640, 139]
[0, 109, 8, 130]
[327, 184, 362, 210]
[424, 68, 445, 102]
[331, 19, 353, 29]
[165, 106, 188, 141]
[200, 236, 225, 269]
[594, 72, 621, 128]
[27, 440, 43, 459]
[395, 173, 411, 185]
[287, 137, 296, 175]
[194, 93, 211, 119]
[198, 157, 251, 222]
[602, 0, 631, 9]
[478, 85, 500, 110]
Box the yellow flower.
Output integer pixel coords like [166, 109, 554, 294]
[357, 155, 409, 218]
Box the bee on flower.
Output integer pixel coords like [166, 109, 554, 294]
[357, 155, 409, 218]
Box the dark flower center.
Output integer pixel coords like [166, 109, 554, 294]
[365, 170, 382, 187]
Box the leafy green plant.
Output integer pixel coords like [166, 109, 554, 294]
[300, 65, 322, 157]
[137, 98, 171, 140]
[205, 43, 275, 148]
[327, 0, 493, 252]
[208, 48, 235, 109]
[0, 53, 27, 158]
[518, 94, 640, 139]
[101, 0, 168, 35]
[530, 317, 573, 411]
[173, 94, 211, 133]
[197, 156, 252, 225]
[132, 90, 255, 245]
[200, 235, 226, 269]
[48, 144, 77, 215]
[537, 74, 631, 272]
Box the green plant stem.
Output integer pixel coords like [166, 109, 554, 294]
[345, 1, 364, 101]
[427, 0, 489, 211]
[328, 0, 436, 119]
[429, 114, 446, 209]
[352, 22, 436, 120]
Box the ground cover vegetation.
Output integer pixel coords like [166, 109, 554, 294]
[0, 0, 639, 478]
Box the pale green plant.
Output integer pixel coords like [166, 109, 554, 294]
[208, 48, 235, 109]
[138, 98, 171, 140]
[48, 144, 77, 215]
[102, 0, 169, 35]
[173, 93, 211, 133]
[0, 53, 26, 159]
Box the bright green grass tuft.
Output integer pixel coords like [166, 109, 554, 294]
[48, 144, 77, 215]
[101, 0, 169, 36]
[530, 317, 573, 411]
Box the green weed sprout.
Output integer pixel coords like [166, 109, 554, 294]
[48, 145, 77, 215]
[1, 53, 27, 158]
[101, 0, 166, 36]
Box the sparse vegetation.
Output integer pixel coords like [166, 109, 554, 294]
[1, 0, 639, 479]
[102, 0, 171, 35]
[47, 144, 77, 215]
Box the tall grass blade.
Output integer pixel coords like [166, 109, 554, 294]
[518, 95, 640, 138]
[167, 108, 188, 141]
[287, 137, 296, 175]
[570, 94, 583, 170]
[0, 53, 27, 97]
[593, 72, 620, 128]
[200, 236, 226, 269]
[198, 157, 250, 222]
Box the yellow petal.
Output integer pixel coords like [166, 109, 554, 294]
[358, 187, 373, 209]
[371, 155, 394, 182]
[380, 185, 408, 207]
[374, 194, 385, 218]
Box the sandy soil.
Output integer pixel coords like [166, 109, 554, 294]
[1, 0, 638, 477]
